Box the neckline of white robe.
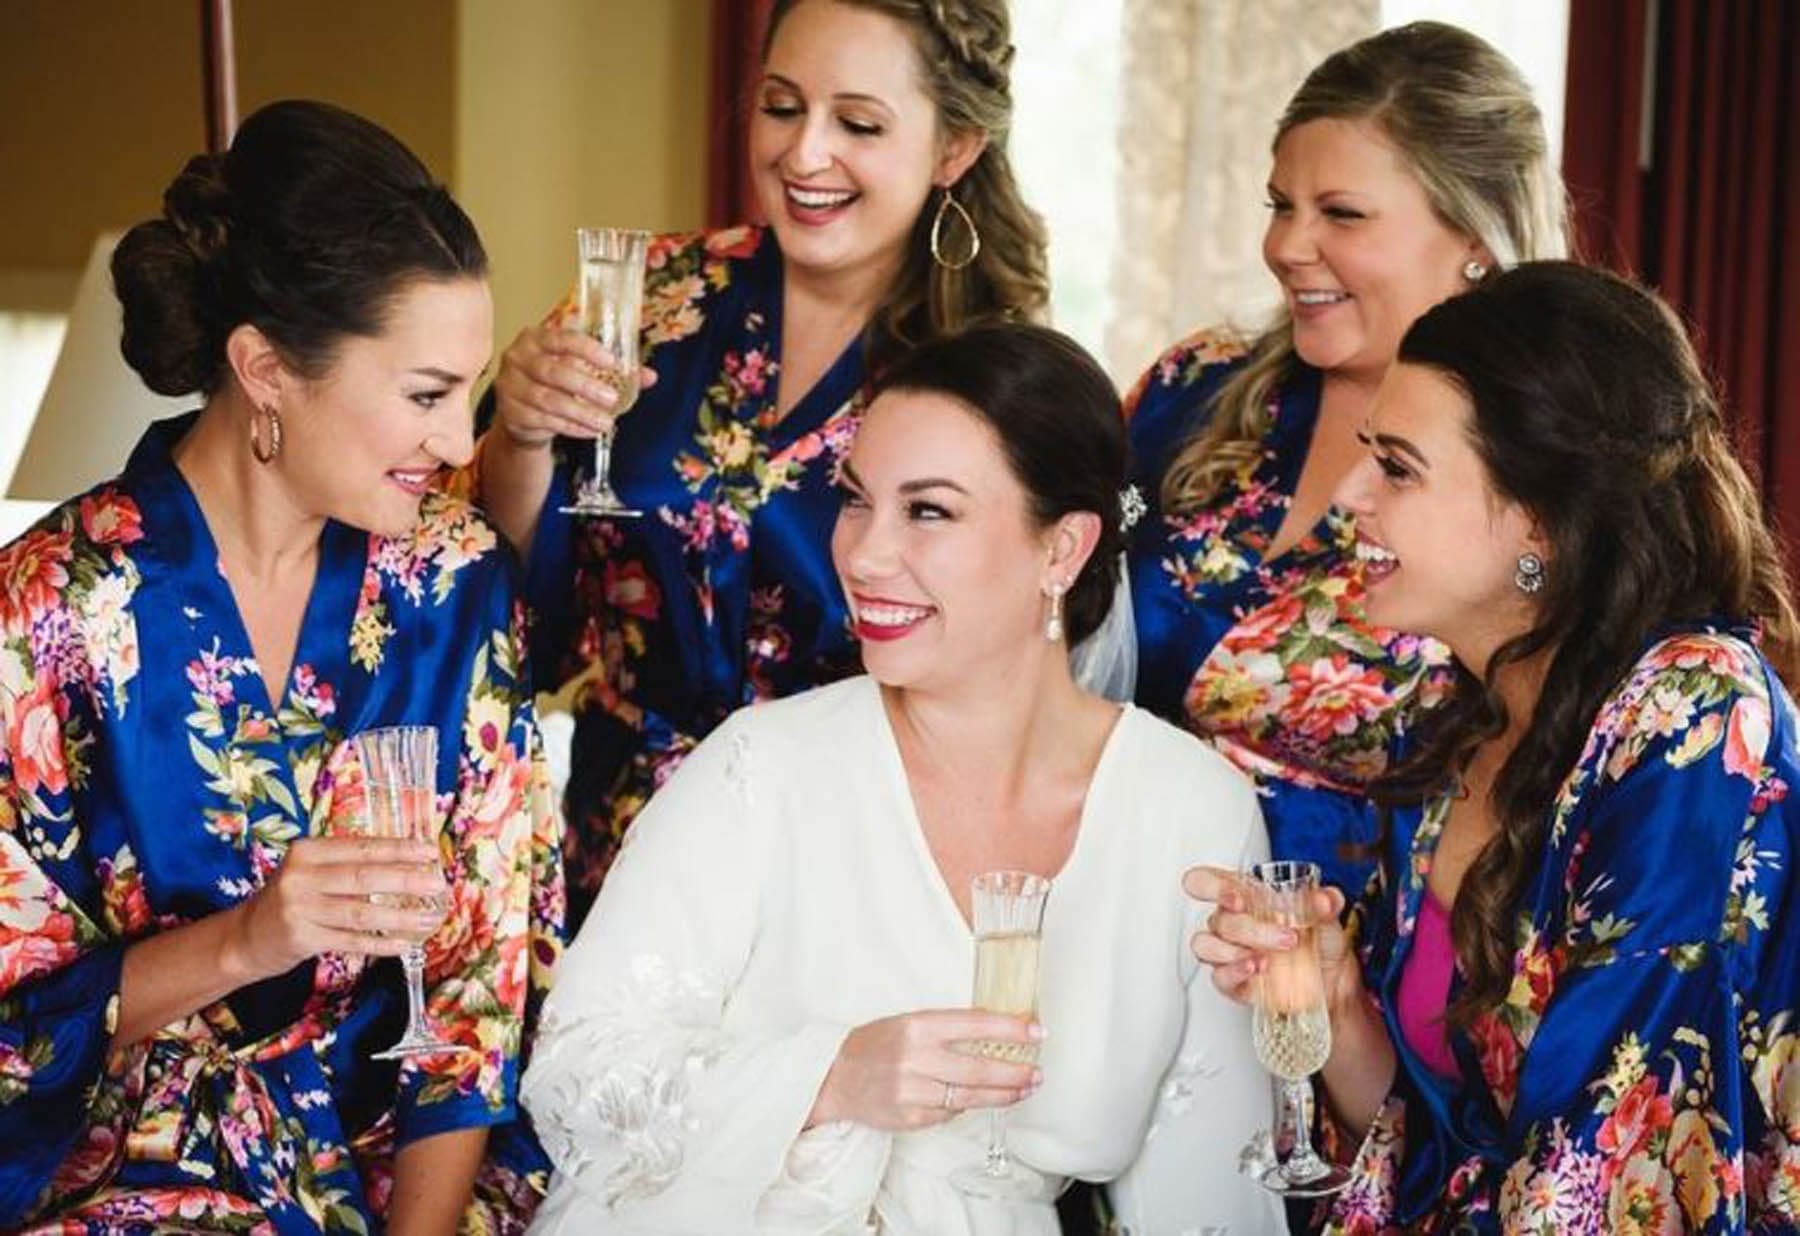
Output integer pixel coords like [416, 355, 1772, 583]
[856, 675, 1140, 938]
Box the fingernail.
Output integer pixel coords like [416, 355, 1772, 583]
[1028, 1022, 1046, 1041]
[1279, 930, 1298, 948]
[1030, 1068, 1043, 1086]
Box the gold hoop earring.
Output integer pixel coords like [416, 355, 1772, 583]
[929, 186, 981, 271]
[250, 403, 283, 464]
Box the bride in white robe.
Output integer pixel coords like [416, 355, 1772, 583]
[521, 325, 1283, 1235]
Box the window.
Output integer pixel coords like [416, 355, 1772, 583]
[1010, 0, 1569, 382]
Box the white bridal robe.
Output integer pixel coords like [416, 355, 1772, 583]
[522, 676, 1283, 1235]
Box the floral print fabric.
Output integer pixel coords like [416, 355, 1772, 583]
[1125, 330, 1450, 893]
[1329, 627, 1800, 1234]
[516, 227, 864, 917]
[0, 415, 562, 1234]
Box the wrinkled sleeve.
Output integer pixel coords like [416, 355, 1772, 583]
[521, 710, 875, 1233]
[1107, 790, 1284, 1234]
[0, 689, 123, 1224]
[394, 561, 566, 1147]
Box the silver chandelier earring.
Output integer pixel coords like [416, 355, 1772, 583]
[1514, 551, 1545, 594]
[1462, 259, 1490, 284]
[1043, 581, 1066, 642]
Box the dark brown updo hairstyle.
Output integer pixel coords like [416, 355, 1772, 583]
[868, 322, 1126, 645]
[112, 99, 487, 397]
[1375, 260, 1800, 1027]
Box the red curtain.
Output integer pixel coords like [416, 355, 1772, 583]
[1562, 0, 1800, 565]
[708, 0, 775, 228]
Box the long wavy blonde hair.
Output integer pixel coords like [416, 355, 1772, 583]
[1162, 21, 1569, 515]
[766, 0, 1051, 372]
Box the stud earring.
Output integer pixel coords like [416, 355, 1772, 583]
[1514, 551, 1545, 594]
[1043, 581, 1066, 642]
[1462, 259, 1489, 284]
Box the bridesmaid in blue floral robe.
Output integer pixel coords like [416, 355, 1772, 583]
[1331, 626, 1799, 1232]
[469, 1, 1054, 921]
[495, 225, 867, 909]
[0, 420, 562, 1232]
[1126, 331, 1449, 895]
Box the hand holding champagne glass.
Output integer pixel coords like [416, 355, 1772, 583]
[953, 870, 1050, 1199]
[1248, 860, 1351, 1196]
[560, 226, 650, 518]
[351, 725, 458, 1059]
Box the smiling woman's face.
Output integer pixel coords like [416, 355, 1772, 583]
[751, 0, 962, 291]
[270, 276, 493, 538]
[1334, 361, 1543, 670]
[832, 387, 1060, 690]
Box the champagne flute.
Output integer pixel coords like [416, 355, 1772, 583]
[352, 724, 457, 1059]
[952, 870, 1051, 1199]
[1248, 860, 1352, 1196]
[559, 226, 650, 519]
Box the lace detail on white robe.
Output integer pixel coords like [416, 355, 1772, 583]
[532, 954, 727, 1206]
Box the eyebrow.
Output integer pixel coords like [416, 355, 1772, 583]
[899, 478, 970, 495]
[762, 73, 894, 112]
[837, 463, 969, 495]
[409, 367, 466, 384]
[1373, 432, 1429, 469]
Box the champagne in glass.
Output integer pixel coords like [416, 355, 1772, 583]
[953, 871, 1051, 1200]
[970, 931, 1042, 1064]
[559, 226, 650, 519]
[1249, 860, 1352, 1197]
[352, 725, 458, 1059]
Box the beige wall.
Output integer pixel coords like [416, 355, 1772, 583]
[0, 3, 205, 270]
[0, 2, 458, 274]
[0, 0, 711, 355]
[455, 0, 712, 346]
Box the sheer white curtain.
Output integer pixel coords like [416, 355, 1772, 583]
[1104, 0, 1377, 385]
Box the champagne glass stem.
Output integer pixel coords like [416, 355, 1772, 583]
[983, 1109, 1011, 1177]
[401, 946, 430, 1038]
[1277, 1076, 1331, 1184]
[593, 423, 614, 494]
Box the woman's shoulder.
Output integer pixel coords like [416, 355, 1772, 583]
[1123, 326, 1255, 422]
[703, 676, 880, 767]
[1548, 626, 1793, 959]
[0, 484, 145, 619]
[1584, 626, 1780, 790]
[1109, 706, 1264, 854]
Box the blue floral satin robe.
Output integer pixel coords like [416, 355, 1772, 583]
[0, 415, 563, 1233]
[1328, 627, 1800, 1233]
[510, 226, 865, 916]
[1125, 330, 1450, 894]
